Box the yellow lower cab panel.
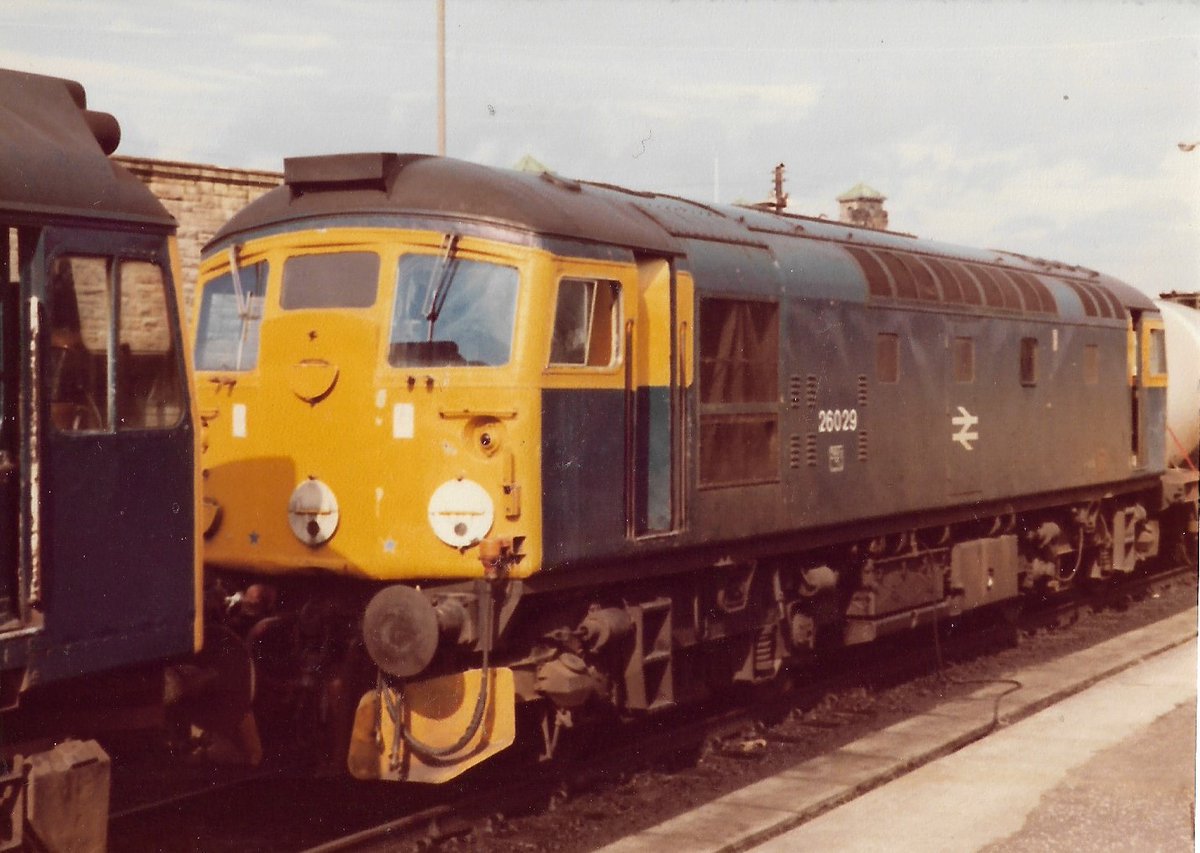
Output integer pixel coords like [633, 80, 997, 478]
[347, 667, 515, 783]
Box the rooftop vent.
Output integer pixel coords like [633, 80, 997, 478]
[284, 152, 414, 193]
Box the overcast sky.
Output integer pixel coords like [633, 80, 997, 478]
[3, 1, 1198, 296]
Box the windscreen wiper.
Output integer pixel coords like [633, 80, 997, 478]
[423, 233, 460, 341]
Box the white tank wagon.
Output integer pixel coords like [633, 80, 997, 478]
[1157, 298, 1200, 467]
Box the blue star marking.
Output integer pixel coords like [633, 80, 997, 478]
[249, 531, 260, 545]
[383, 538, 397, 554]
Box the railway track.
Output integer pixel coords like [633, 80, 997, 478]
[250, 562, 1196, 853]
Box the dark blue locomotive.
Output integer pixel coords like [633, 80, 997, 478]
[0, 68, 198, 845]
[192, 153, 1195, 782]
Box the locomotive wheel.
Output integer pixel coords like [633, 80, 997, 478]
[164, 624, 261, 765]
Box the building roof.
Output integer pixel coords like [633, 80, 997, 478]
[837, 182, 886, 202]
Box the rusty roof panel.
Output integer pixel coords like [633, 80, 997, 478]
[627, 196, 769, 248]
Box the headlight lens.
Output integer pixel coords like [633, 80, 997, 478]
[427, 478, 494, 548]
[287, 477, 340, 546]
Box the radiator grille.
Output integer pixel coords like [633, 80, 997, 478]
[789, 375, 804, 409]
[788, 434, 804, 469]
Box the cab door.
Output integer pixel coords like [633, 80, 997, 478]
[630, 257, 691, 536]
[1129, 310, 1167, 470]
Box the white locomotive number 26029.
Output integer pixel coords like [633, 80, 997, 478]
[817, 408, 858, 433]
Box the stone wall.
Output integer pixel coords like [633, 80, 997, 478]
[113, 156, 282, 315]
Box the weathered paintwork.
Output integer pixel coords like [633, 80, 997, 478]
[197, 154, 1163, 588]
[195, 153, 1174, 785]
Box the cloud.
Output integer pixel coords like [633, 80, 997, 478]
[672, 82, 821, 114]
[235, 33, 337, 52]
[103, 19, 175, 38]
[0, 50, 239, 95]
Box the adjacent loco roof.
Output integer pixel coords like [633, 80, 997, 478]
[208, 152, 1152, 315]
[0, 68, 173, 228]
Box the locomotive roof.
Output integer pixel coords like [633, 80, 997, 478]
[0, 68, 174, 229]
[208, 152, 1152, 316]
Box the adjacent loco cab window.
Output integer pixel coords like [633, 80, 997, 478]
[117, 260, 184, 429]
[49, 254, 184, 432]
[389, 254, 518, 367]
[698, 297, 779, 488]
[48, 256, 109, 431]
[195, 260, 267, 372]
[548, 278, 619, 367]
[281, 252, 379, 309]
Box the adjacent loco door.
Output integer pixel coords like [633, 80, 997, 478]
[37, 226, 193, 659]
[629, 257, 691, 536]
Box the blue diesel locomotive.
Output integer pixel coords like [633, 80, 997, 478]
[0, 68, 199, 846]
[191, 153, 1196, 782]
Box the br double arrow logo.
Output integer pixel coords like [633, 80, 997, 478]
[951, 406, 979, 450]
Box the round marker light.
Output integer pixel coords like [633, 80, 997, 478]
[287, 477, 339, 547]
[427, 478, 494, 548]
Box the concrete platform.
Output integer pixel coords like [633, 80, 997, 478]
[598, 609, 1197, 853]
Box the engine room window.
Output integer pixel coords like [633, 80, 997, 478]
[549, 278, 620, 367]
[389, 254, 518, 367]
[698, 297, 779, 487]
[281, 251, 379, 310]
[699, 415, 780, 487]
[48, 255, 110, 431]
[1083, 344, 1100, 385]
[117, 260, 184, 430]
[194, 261, 267, 372]
[1020, 337, 1038, 386]
[699, 298, 778, 404]
[953, 336, 974, 383]
[876, 333, 899, 383]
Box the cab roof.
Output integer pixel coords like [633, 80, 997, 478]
[0, 68, 173, 229]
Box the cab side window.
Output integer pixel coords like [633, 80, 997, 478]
[548, 278, 620, 367]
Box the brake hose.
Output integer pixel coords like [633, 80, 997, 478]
[381, 587, 494, 763]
